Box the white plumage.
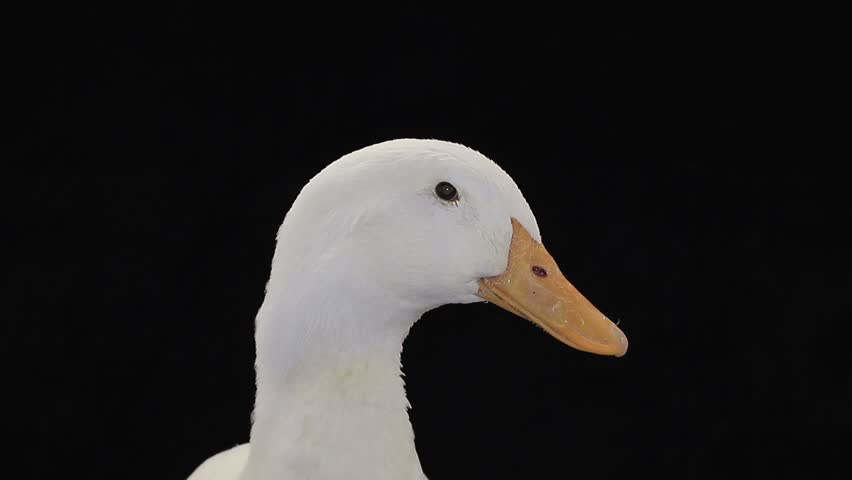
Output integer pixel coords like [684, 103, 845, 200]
[187, 139, 626, 480]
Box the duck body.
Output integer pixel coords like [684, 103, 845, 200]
[187, 139, 627, 480]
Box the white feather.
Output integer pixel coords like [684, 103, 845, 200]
[188, 139, 540, 480]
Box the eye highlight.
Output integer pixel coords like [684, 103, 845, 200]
[435, 181, 459, 202]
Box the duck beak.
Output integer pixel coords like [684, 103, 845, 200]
[478, 218, 628, 357]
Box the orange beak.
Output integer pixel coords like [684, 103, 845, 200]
[478, 218, 628, 357]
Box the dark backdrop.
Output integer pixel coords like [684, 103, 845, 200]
[15, 2, 849, 479]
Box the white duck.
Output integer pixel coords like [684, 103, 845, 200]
[187, 138, 628, 480]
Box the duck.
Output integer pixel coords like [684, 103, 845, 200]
[186, 138, 628, 480]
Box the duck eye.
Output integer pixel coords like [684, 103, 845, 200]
[435, 181, 458, 202]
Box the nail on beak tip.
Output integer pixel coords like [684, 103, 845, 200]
[614, 335, 629, 357]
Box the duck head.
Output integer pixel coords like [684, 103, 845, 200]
[271, 138, 627, 357]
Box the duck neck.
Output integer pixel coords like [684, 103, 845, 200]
[241, 275, 429, 480]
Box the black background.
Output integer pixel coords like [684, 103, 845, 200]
[15, 2, 850, 479]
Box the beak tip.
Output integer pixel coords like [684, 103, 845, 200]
[611, 325, 629, 357]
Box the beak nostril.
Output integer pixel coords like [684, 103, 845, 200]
[531, 265, 548, 277]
